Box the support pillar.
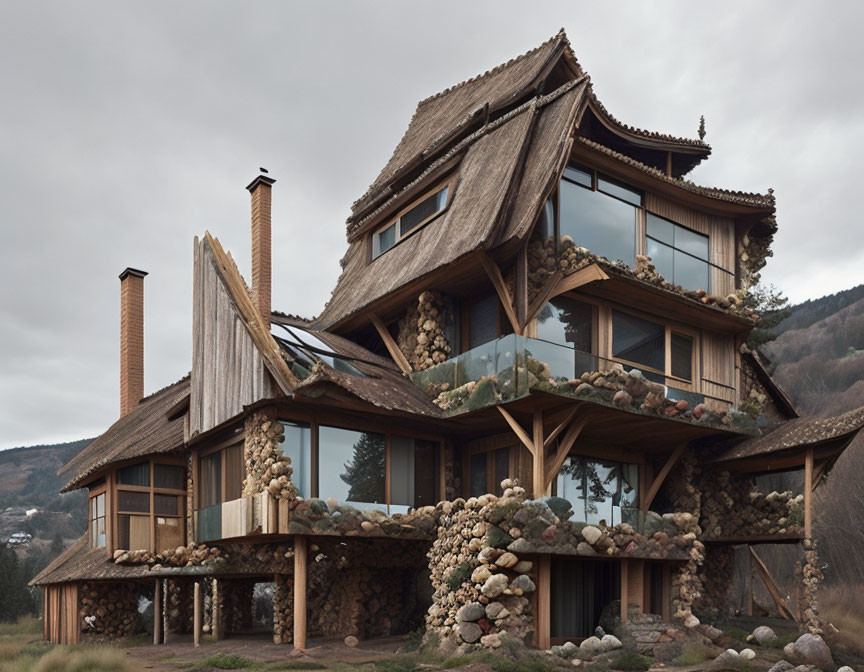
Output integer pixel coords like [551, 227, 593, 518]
[620, 560, 629, 624]
[804, 448, 814, 539]
[153, 579, 161, 646]
[532, 411, 546, 497]
[537, 556, 551, 650]
[193, 581, 202, 648]
[294, 536, 307, 650]
[212, 579, 221, 641]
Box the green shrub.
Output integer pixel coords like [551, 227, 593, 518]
[672, 643, 713, 666]
[610, 651, 653, 671]
[721, 625, 750, 642]
[202, 653, 256, 670]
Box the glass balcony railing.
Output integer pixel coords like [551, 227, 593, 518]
[411, 335, 751, 431]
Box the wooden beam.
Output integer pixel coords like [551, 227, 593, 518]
[369, 312, 412, 374]
[294, 536, 308, 649]
[532, 411, 546, 497]
[543, 405, 581, 449]
[804, 448, 813, 539]
[620, 560, 629, 624]
[545, 415, 589, 488]
[516, 244, 528, 327]
[537, 556, 551, 649]
[527, 264, 610, 328]
[497, 406, 534, 454]
[811, 460, 829, 490]
[642, 445, 686, 511]
[749, 546, 794, 620]
[480, 253, 522, 336]
[526, 270, 562, 328]
[153, 579, 161, 645]
[193, 581, 201, 648]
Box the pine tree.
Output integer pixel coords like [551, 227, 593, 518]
[747, 284, 791, 348]
[340, 433, 386, 504]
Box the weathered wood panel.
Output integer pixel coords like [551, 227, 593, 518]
[644, 194, 736, 296]
[701, 330, 736, 410]
[189, 239, 280, 438]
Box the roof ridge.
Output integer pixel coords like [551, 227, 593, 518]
[576, 137, 775, 208]
[588, 92, 710, 150]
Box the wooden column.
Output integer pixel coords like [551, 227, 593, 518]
[532, 411, 546, 497]
[537, 556, 551, 650]
[628, 559, 645, 614]
[294, 536, 308, 649]
[745, 548, 753, 617]
[804, 448, 814, 539]
[661, 565, 671, 621]
[193, 581, 202, 648]
[153, 579, 161, 645]
[620, 560, 629, 623]
[212, 579, 221, 641]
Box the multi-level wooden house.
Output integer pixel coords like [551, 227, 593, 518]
[33, 31, 864, 653]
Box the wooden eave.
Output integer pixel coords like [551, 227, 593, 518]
[707, 434, 854, 477]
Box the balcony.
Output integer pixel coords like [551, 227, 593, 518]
[411, 335, 756, 434]
[194, 492, 277, 543]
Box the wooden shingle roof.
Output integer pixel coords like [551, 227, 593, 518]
[30, 535, 153, 586]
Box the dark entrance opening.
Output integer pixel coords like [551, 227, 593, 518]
[551, 557, 620, 640]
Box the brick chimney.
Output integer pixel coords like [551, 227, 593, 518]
[119, 267, 147, 417]
[246, 172, 276, 324]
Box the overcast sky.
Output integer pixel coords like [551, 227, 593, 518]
[1, 1, 863, 450]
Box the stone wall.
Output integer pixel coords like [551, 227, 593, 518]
[244, 409, 295, 499]
[165, 578, 193, 635]
[79, 581, 141, 638]
[798, 540, 823, 635]
[396, 291, 454, 372]
[696, 545, 735, 618]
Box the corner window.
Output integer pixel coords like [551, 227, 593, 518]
[611, 309, 696, 383]
[318, 426, 386, 510]
[646, 214, 710, 291]
[116, 460, 186, 552]
[556, 456, 639, 526]
[90, 492, 106, 548]
[372, 182, 451, 259]
[536, 297, 593, 353]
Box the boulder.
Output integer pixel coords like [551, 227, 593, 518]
[582, 525, 603, 545]
[561, 641, 579, 658]
[601, 634, 623, 652]
[787, 634, 834, 670]
[455, 622, 483, 644]
[579, 636, 605, 658]
[767, 662, 795, 672]
[740, 649, 756, 661]
[456, 602, 486, 623]
[485, 602, 509, 620]
[496, 552, 518, 568]
[344, 635, 358, 647]
[711, 649, 740, 668]
[837, 667, 856, 672]
[509, 575, 535, 593]
[481, 574, 509, 597]
[480, 633, 502, 648]
[751, 625, 778, 645]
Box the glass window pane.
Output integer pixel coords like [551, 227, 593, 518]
[96, 518, 106, 548]
[281, 421, 311, 498]
[414, 439, 438, 508]
[646, 214, 674, 245]
[559, 180, 636, 264]
[400, 187, 446, 236]
[537, 197, 555, 241]
[117, 463, 150, 487]
[674, 226, 709, 260]
[200, 452, 222, 508]
[597, 176, 642, 206]
[536, 297, 593, 352]
[557, 457, 639, 526]
[118, 514, 150, 550]
[96, 493, 105, 518]
[224, 444, 244, 502]
[646, 238, 674, 281]
[470, 452, 487, 497]
[156, 516, 184, 551]
[563, 165, 592, 188]
[154, 464, 185, 491]
[155, 494, 179, 516]
[374, 224, 396, 258]
[674, 250, 710, 292]
[318, 427, 385, 510]
[390, 435, 414, 510]
[118, 490, 150, 513]
[612, 310, 665, 372]
[469, 294, 499, 349]
[494, 448, 509, 496]
[671, 332, 694, 381]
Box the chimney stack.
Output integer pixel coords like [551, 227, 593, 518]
[119, 267, 147, 417]
[246, 172, 276, 324]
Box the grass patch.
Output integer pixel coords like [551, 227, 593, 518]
[761, 631, 797, 650]
[672, 642, 713, 667]
[609, 652, 653, 672]
[489, 657, 551, 672]
[30, 645, 132, 672]
[721, 625, 751, 643]
[202, 653, 257, 670]
[0, 618, 41, 637]
[439, 654, 481, 668]
[822, 584, 864, 660]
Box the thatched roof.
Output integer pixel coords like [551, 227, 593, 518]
[58, 376, 189, 493]
[708, 405, 864, 464]
[30, 535, 153, 586]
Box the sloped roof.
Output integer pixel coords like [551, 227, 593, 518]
[58, 376, 189, 492]
[708, 406, 864, 464]
[30, 535, 153, 586]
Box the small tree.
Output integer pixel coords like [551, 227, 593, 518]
[746, 283, 791, 348]
[340, 433, 386, 504]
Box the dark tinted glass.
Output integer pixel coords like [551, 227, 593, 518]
[646, 238, 674, 281]
[154, 464, 185, 490]
[563, 165, 592, 188]
[281, 421, 311, 498]
[390, 436, 438, 510]
[414, 439, 438, 507]
[470, 452, 487, 497]
[598, 176, 642, 206]
[537, 197, 555, 241]
[318, 427, 385, 508]
[374, 224, 396, 257]
[494, 448, 509, 495]
[155, 494, 179, 516]
[674, 250, 710, 291]
[469, 294, 499, 349]
[400, 187, 447, 236]
[200, 452, 222, 508]
[670, 332, 693, 381]
[117, 463, 149, 487]
[118, 490, 150, 513]
[559, 179, 636, 264]
[612, 310, 665, 372]
[536, 297, 593, 353]
[675, 226, 709, 260]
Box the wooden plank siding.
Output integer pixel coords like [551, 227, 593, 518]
[644, 194, 737, 297]
[45, 583, 79, 644]
[701, 331, 737, 408]
[189, 239, 280, 438]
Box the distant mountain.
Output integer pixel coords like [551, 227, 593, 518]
[772, 284, 864, 338]
[0, 439, 92, 543]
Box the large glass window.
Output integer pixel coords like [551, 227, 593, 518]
[281, 421, 311, 498]
[390, 436, 437, 513]
[536, 297, 593, 353]
[646, 214, 710, 291]
[468, 294, 500, 350]
[611, 310, 665, 373]
[115, 460, 186, 551]
[319, 427, 386, 511]
[556, 456, 638, 526]
[559, 167, 640, 265]
[154, 464, 186, 491]
[89, 492, 106, 548]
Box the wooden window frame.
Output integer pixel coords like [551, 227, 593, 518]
[462, 437, 516, 498]
[196, 437, 245, 509]
[88, 487, 107, 549]
[369, 174, 458, 261]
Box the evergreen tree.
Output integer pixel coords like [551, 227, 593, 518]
[340, 433, 386, 504]
[746, 284, 791, 348]
[50, 532, 63, 557]
[0, 546, 36, 622]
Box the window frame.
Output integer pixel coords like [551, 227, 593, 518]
[89, 487, 107, 548]
[197, 439, 244, 509]
[369, 175, 457, 261]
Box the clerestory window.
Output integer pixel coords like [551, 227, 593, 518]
[371, 179, 453, 259]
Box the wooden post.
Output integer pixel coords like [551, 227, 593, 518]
[153, 579, 161, 645]
[294, 536, 308, 649]
[532, 411, 546, 497]
[193, 581, 201, 648]
[629, 559, 645, 614]
[661, 564, 671, 621]
[804, 448, 814, 539]
[745, 547, 753, 617]
[212, 579, 221, 641]
[537, 556, 551, 649]
[620, 560, 629, 623]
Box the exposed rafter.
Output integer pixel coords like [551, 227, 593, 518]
[480, 252, 522, 335]
[368, 312, 412, 374]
